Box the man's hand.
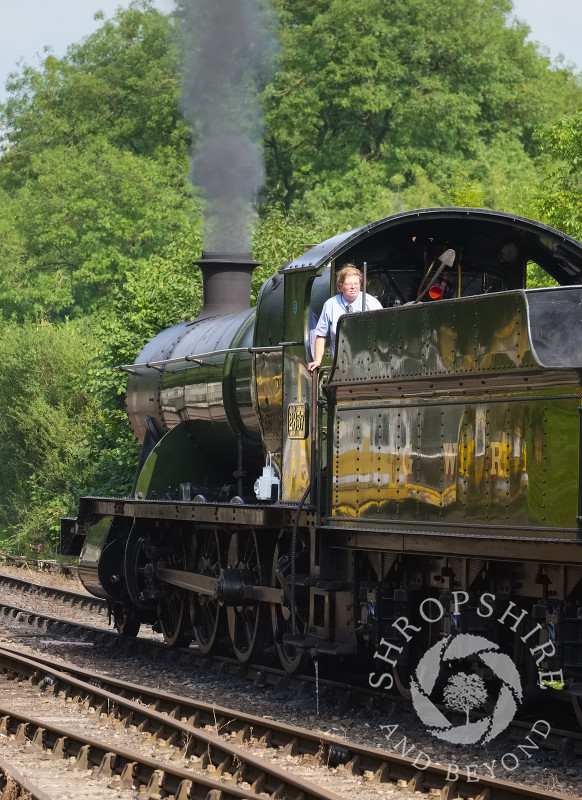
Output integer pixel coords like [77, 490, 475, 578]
[308, 336, 326, 374]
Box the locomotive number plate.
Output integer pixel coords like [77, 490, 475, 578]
[288, 402, 308, 439]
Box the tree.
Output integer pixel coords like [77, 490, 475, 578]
[522, 110, 582, 287]
[251, 205, 339, 298]
[0, 1, 194, 321]
[0, 320, 95, 554]
[262, 0, 582, 218]
[0, 141, 200, 320]
[529, 111, 582, 241]
[86, 229, 204, 496]
[0, 2, 206, 543]
[2, 1, 185, 164]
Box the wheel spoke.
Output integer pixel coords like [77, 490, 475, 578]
[189, 528, 226, 655]
[227, 530, 270, 663]
[157, 531, 192, 648]
[271, 529, 309, 674]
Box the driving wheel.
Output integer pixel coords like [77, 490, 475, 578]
[226, 529, 270, 663]
[271, 528, 309, 674]
[124, 524, 158, 615]
[157, 530, 193, 648]
[189, 527, 227, 654]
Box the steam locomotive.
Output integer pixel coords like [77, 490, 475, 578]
[61, 207, 582, 702]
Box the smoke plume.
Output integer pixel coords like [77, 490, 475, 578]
[179, 0, 279, 252]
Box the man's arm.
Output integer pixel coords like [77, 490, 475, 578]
[308, 336, 326, 374]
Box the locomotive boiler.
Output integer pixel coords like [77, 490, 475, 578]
[61, 207, 582, 701]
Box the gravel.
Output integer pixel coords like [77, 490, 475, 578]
[0, 565, 579, 798]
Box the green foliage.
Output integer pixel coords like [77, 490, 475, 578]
[290, 162, 406, 231]
[0, 142, 197, 320]
[526, 263, 560, 289]
[0, 1, 192, 322]
[445, 135, 541, 212]
[263, 0, 582, 216]
[529, 111, 582, 240]
[0, 1, 201, 546]
[2, 1, 185, 161]
[252, 205, 341, 298]
[0, 320, 95, 555]
[86, 230, 204, 496]
[446, 168, 486, 209]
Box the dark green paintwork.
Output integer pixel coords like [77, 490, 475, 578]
[325, 288, 582, 538]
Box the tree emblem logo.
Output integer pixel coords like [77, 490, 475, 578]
[410, 633, 523, 744]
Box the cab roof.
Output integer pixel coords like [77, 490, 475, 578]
[280, 208, 582, 285]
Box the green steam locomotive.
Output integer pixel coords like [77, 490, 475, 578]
[61, 208, 582, 703]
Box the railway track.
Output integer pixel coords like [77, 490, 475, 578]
[3, 573, 568, 750]
[0, 584, 577, 732]
[0, 641, 578, 768]
[0, 570, 108, 613]
[0, 587, 395, 709]
[0, 568, 580, 796]
[0, 702, 275, 800]
[0, 644, 574, 800]
[0, 645, 344, 800]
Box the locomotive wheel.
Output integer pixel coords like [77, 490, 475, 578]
[189, 528, 227, 654]
[158, 592, 191, 647]
[271, 529, 309, 674]
[157, 531, 193, 648]
[124, 524, 158, 614]
[226, 530, 270, 663]
[112, 602, 141, 637]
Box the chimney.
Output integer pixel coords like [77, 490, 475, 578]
[194, 251, 260, 320]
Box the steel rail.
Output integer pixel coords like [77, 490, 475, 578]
[0, 600, 123, 642]
[0, 648, 344, 800]
[0, 704, 276, 800]
[0, 572, 107, 612]
[0, 645, 574, 800]
[0, 591, 578, 743]
[0, 754, 52, 800]
[0, 581, 579, 769]
[0, 596, 387, 706]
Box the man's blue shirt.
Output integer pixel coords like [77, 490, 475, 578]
[313, 291, 382, 356]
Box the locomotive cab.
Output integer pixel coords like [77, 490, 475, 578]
[276, 207, 582, 505]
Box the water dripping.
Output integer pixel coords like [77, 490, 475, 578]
[314, 654, 320, 716]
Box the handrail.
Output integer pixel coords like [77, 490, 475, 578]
[312, 365, 331, 523]
[116, 344, 285, 372]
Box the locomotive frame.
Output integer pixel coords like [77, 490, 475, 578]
[62, 207, 582, 702]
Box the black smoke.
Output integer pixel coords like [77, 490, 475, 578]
[178, 0, 279, 251]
